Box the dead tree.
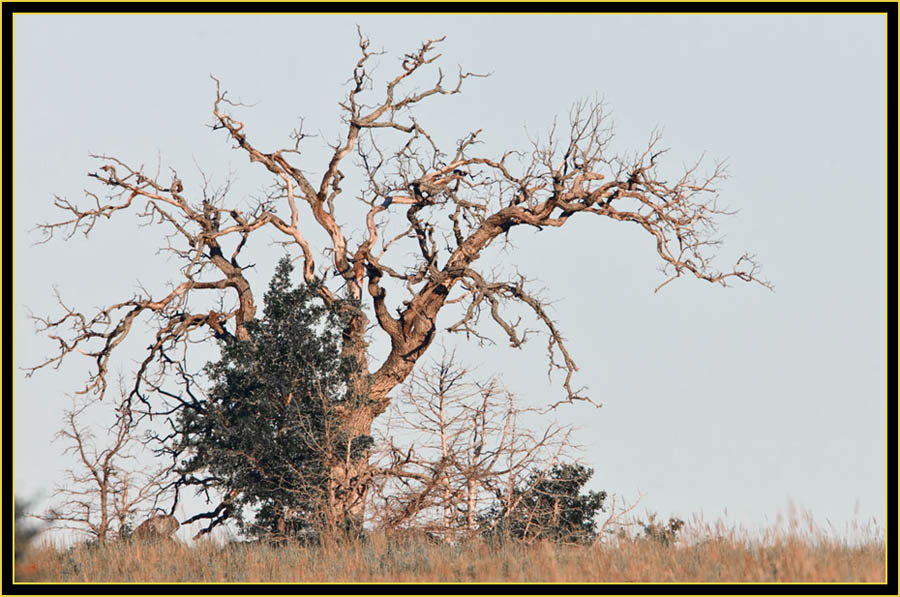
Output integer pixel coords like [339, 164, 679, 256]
[27, 30, 770, 527]
[35, 387, 170, 544]
[370, 350, 573, 542]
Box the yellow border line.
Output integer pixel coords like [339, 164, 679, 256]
[7, 8, 892, 587]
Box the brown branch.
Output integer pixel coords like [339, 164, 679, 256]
[29, 36, 769, 527]
[37, 387, 171, 543]
[370, 349, 573, 539]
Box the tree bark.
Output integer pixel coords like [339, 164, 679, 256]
[30, 30, 770, 540]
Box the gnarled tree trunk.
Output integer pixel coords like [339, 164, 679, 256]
[29, 29, 768, 539]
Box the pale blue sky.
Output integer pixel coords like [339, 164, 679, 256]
[14, 13, 886, 541]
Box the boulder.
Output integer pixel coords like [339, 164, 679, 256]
[133, 514, 179, 541]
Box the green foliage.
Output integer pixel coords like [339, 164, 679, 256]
[176, 257, 371, 539]
[482, 463, 606, 545]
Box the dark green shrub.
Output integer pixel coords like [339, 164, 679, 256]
[175, 257, 371, 540]
[481, 463, 606, 545]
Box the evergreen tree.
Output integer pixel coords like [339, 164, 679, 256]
[176, 257, 371, 540]
[482, 463, 606, 545]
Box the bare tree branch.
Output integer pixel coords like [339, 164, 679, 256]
[29, 31, 769, 524]
[35, 385, 171, 543]
[370, 349, 573, 541]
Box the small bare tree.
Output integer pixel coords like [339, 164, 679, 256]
[592, 492, 645, 546]
[36, 387, 170, 544]
[370, 350, 573, 542]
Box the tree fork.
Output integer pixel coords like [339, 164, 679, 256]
[30, 31, 769, 537]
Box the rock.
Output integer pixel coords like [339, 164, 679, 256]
[133, 514, 179, 541]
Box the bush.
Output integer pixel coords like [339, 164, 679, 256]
[640, 513, 684, 546]
[481, 463, 606, 545]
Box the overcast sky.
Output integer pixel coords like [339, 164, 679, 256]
[14, 13, 886, 543]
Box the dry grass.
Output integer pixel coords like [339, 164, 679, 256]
[15, 519, 886, 584]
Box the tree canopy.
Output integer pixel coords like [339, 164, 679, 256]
[29, 30, 768, 535]
[174, 258, 372, 538]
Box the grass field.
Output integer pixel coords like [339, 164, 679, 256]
[14, 517, 886, 584]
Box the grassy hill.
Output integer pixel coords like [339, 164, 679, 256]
[14, 517, 885, 584]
